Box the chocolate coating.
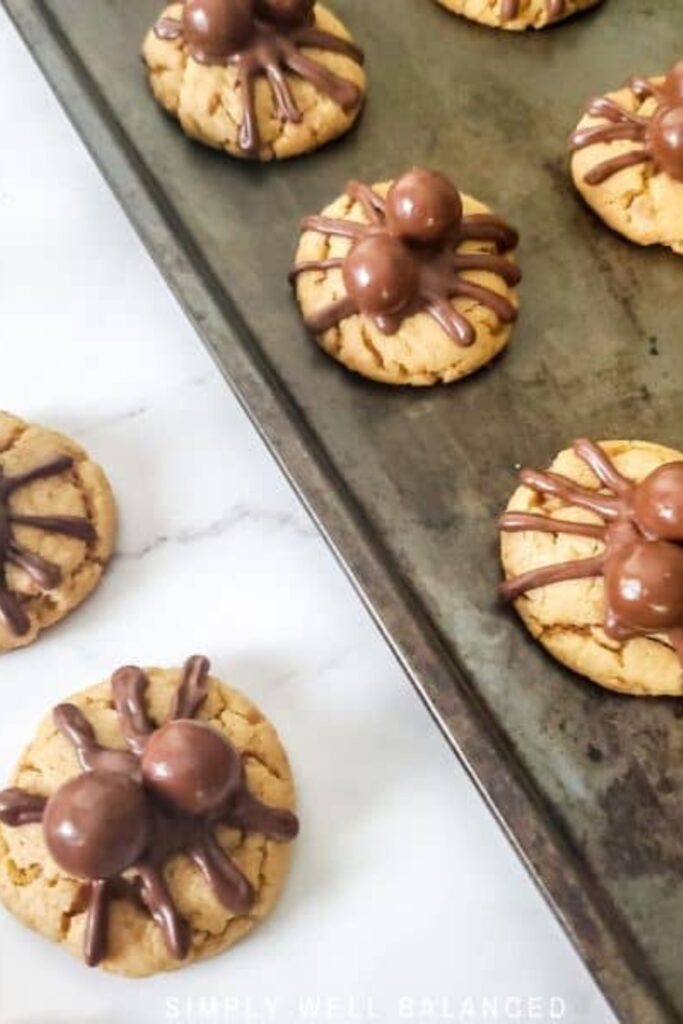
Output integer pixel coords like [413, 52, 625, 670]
[182, 0, 255, 62]
[386, 169, 463, 247]
[662, 58, 683, 106]
[633, 462, 683, 540]
[44, 773, 148, 880]
[649, 106, 683, 183]
[342, 234, 419, 318]
[256, 0, 314, 26]
[605, 540, 683, 634]
[142, 719, 242, 816]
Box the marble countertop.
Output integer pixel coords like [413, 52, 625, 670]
[0, 11, 616, 1024]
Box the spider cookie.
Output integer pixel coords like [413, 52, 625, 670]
[0, 655, 298, 976]
[142, 0, 366, 161]
[291, 168, 521, 386]
[0, 411, 115, 652]
[570, 58, 683, 254]
[434, 0, 602, 32]
[499, 439, 683, 696]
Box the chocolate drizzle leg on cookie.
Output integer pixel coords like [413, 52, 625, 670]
[570, 58, 683, 185]
[0, 456, 96, 636]
[501, 0, 565, 22]
[499, 440, 683, 670]
[291, 168, 521, 347]
[154, 0, 364, 157]
[0, 655, 299, 967]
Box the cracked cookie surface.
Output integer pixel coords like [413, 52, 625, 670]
[434, 0, 602, 31]
[570, 80, 683, 254]
[501, 440, 683, 696]
[142, 2, 366, 161]
[0, 667, 296, 977]
[293, 183, 519, 386]
[0, 411, 115, 653]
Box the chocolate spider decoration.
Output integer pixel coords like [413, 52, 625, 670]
[0, 655, 299, 966]
[501, 0, 565, 21]
[291, 169, 521, 347]
[154, 0, 364, 157]
[0, 455, 96, 636]
[499, 439, 683, 668]
[570, 58, 683, 185]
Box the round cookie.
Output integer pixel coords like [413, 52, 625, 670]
[570, 61, 683, 254]
[0, 656, 298, 977]
[291, 169, 521, 386]
[142, 1, 366, 161]
[499, 440, 683, 697]
[435, 0, 602, 31]
[0, 411, 115, 652]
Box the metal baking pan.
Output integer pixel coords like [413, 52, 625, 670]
[5, 0, 683, 1019]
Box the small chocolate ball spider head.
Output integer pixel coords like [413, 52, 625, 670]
[183, 0, 255, 61]
[385, 169, 463, 247]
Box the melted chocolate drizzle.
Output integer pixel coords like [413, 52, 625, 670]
[291, 174, 520, 347]
[499, 440, 683, 672]
[501, 0, 565, 22]
[153, 2, 364, 158]
[0, 655, 299, 966]
[0, 455, 96, 636]
[570, 61, 683, 185]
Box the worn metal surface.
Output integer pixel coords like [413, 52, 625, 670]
[5, 0, 683, 1019]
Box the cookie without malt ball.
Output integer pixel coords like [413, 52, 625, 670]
[500, 440, 683, 697]
[435, 0, 603, 32]
[0, 411, 115, 652]
[291, 170, 521, 387]
[0, 658, 298, 977]
[142, 1, 366, 161]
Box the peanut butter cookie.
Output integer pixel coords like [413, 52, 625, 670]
[435, 0, 602, 32]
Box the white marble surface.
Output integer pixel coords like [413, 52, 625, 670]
[0, 11, 617, 1024]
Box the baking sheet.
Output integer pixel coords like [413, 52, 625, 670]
[4, 0, 683, 1020]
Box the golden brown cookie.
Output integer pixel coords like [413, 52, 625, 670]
[0, 657, 298, 977]
[500, 440, 683, 697]
[291, 169, 521, 386]
[435, 0, 602, 31]
[0, 411, 115, 653]
[570, 62, 683, 254]
[142, 1, 366, 161]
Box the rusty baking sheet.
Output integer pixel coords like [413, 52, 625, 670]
[5, 0, 683, 1019]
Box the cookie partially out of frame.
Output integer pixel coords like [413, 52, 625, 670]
[0, 411, 115, 652]
[0, 658, 298, 977]
[435, 0, 603, 32]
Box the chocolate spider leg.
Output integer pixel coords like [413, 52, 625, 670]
[263, 60, 302, 124]
[300, 215, 367, 240]
[289, 258, 344, 282]
[154, 16, 183, 41]
[10, 512, 96, 543]
[189, 832, 254, 913]
[0, 570, 30, 635]
[668, 629, 683, 670]
[520, 468, 621, 520]
[305, 295, 357, 333]
[7, 542, 62, 590]
[235, 63, 260, 157]
[586, 97, 649, 126]
[0, 787, 47, 825]
[451, 279, 518, 324]
[573, 438, 632, 495]
[499, 512, 607, 541]
[169, 655, 211, 721]
[287, 25, 365, 66]
[501, 554, 605, 602]
[0, 456, 74, 498]
[136, 862, 190, 959]
[460, 215, 519, 253]
[112, 667, 155, 754]
[570, 122, 646, 150]
[584, 151, 650, 187]
[630, 76, 660, 102]
[424, 297, 475, 347]
[228, 785, 300, 841]
[451, 252, 522, 286]
[280, 42, 362, 112]
[84, 879, 110, 967]
[53, 703, 139, 776]
[346, 181, 385, 223]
